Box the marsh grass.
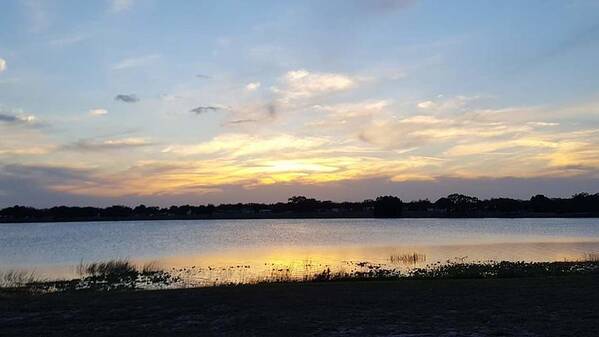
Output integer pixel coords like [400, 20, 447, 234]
[73, 259, 179, 290]
[389, 252, 427, 265]
[583, 252, 599, 262]
[0, 270, 41, 288]
[5, 257, 599, 293]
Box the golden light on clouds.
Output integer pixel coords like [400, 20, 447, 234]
[3, 66, 599, 201]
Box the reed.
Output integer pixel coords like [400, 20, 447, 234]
[0, 270, 40, 288]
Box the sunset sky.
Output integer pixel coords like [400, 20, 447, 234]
[1, 0, 599, 207]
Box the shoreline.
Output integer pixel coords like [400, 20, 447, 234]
[2, 275, 598, 336]
[2, 213, 599, 224]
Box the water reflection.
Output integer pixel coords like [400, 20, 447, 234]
[143, 241, 599, 287]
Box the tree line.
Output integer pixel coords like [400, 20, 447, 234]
[1, 193, 598, 222]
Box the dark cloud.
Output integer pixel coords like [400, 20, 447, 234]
[266, 103, 277, 119]
[0, 164, 108, 208]
[0, 114, 19, 123]
[224, 104, 277, 125]
[2, 163, 95, 183]
[2, 166, 599, 208]
[157, 175, 599, 206]
[0, 112, 43, 127]
[195, 74, 212, 79]
[190, 106, 221, 114]
[114, 94, 140, 103]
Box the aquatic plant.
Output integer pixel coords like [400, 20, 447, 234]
[389, 253, 427, 265]
[75, 259, 179, 290]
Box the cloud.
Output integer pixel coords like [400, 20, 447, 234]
[160, 94, 183, 101]
[114, 94, 139, 103]
[110, 0, 134, 13]
[89, 108, 108, 116]
[67, 137, 154, 151]
[527, 121, 559, 127]
[354, 0, 416, 13]
[0, 113, 38, 125]
[23, 0, 49, 32]
[416, 100, 435, 109]
[196, 74, 212, 79]
[416, 95, 480, 111]
[48, 34, 89, 47]
[0, 163, 113, 207]
[245, 82, 261, 91]
[313, 100, 391, 119]
[190, 106, 221, 114]
[359, 114, 529, 150]
[226, 119, 259, 125]
[273, 69, 357, 102]
[112, 54, 160, 70]
[0, 58, 6, 73]
[162, 133, 329, 157]
[222, 103, 277, 126]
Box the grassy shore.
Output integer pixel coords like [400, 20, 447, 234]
[1, 275, 598, 336]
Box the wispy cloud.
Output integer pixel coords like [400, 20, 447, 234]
[112, 54, 160, 70]
[89, 108, 108, 116]
[67, 137, 154, 151]
[48, 34, 90, 47]
[109, 0, 134, 13]
[358, 0, 416, 12]
[23, 0, 49, 32]
[114, 94, 139, 103]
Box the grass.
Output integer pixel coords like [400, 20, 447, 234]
[583, 252, 599, 262]
[3, 253, 599, 293]
[0, 270, 41, 288]
[77, 259, 139, 289]
[389, 252, 427, 265]
[0, 259, 179, 293]
[75, 259, 180, 290]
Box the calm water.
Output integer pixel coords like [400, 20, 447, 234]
[1, 218, 599, 285]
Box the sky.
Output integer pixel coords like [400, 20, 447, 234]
[1, 0, 599, 207]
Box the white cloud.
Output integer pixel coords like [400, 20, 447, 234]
[527, 121, 560, 127]
[313, 100, 391, 118]
[110, 0, 134, 13]
[0, 58, 6, 73]
[417, 100, 435, 109]
[162, 133, 329, 157]
[416, 95, 480, 111]
[112, 54, 160, 70]
[89, 109, 108, 116]
[273, 69, 356, 102]
[245, 82, 261, 91]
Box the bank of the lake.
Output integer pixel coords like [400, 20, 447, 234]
[2, 275, 598, 337]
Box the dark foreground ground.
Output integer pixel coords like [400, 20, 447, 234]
[2, 276, 599, 337]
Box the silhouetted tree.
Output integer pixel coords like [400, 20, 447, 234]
[530, 194, 554, 213]
[373, 196, 403, 217]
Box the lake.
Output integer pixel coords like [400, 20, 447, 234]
[2, 218, 599, 286]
